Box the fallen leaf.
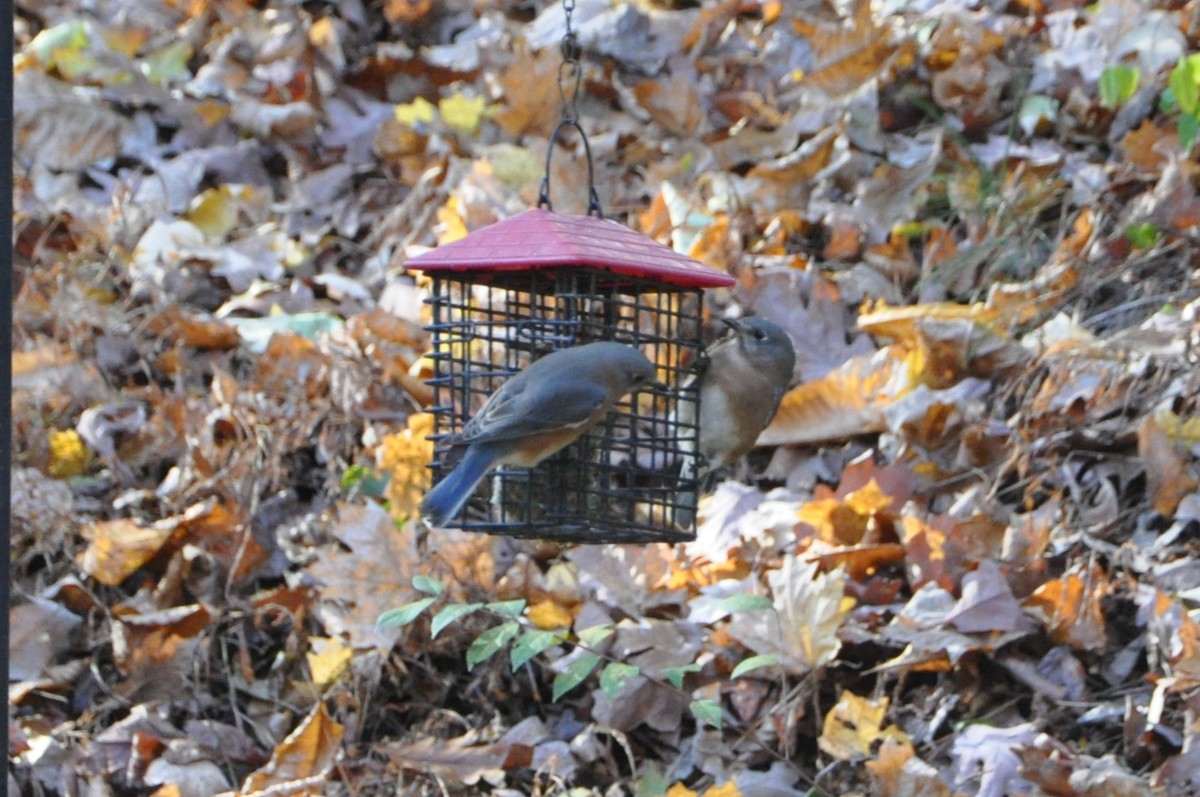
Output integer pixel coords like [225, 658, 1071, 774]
[239, 703, 345, 795]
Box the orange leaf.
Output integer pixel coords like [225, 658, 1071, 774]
[241, 703, 345, 793]
[1024, 570, 1108, 651]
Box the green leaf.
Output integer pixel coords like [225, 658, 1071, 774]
[1098, 65, 1140, 109]
[576, 625, 614, 646]
[412, 575, 445, 596]
[29, 20, 90, 67]
[510, 629, 563, 670]
[1179, 112, 1199, 150]
[551, 652, 601, 701]
[376, 597, 436, 628]
[731, 653, 781, 679]
[487, 599, 527, 619]
[1125, 222, 1160, 249]
[1017, 94, 1058, 137]
[430, 603, 483, 638]
[633, 762, 670, 797]
[1168, 55, 1200, 116]
[690, 699, 723, 729]
[340, 465, 388, 497]
[466, 621, 520, 670]
[140, 40, 192, 85]
[662, 663, 701, 689]
[599, 663, 640, 700]
[719, 594, 774, 613]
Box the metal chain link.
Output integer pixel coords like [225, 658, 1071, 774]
[538, 0, 602, 217]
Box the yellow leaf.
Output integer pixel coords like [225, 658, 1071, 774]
[48, 429, 90, 478]
[858, 298, 1003, 342]
[702, 781, 742, 797]
[819, 691, 910, 760]
[78, 518, 176, 586]
[103, 27, 150, 58]
[394, 96, 436, 127]
[528, 600, 573, 630]
[666, 784, 700, 797]
[308, 636, 353, 689]
[187, 186, 240, 239]
[439, 92, 488, 135]
[193, 99, 230, 127]
[379, 413, 435, 523]
[435, 197, 469, 245]
[843, 479, 894, 516]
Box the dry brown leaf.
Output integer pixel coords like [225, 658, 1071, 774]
[146, 307, 240, 350]
[867, 738, 950, 797]
[759, 347, 909, 446]
[1138, 411, 1199, 517]
[79, 518, 178, 586]
[491, 49, 562, 137]
[307, 501, 419, 653]
[793, 1, 902, 97]
[633, 70, 706, 137]
[1023, 569, 1108, 651]
[1122, 119, 1176, 173]
[748, 125, 839, 185]
[239, 703, 345, 796]
[113, 604, 212, 700]
[382, 733, 517, 788]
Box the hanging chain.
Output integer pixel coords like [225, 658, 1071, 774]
[558, 0, 581, 124]
[537, 0, 602, 217]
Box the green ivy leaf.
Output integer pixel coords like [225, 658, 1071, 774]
[510, 629, 563, 670]
[1168, 55, 1200, 116]
[662, 663, 701, 689]
[599, 662, 640, 700]
[690, 699, 723, 729]
[376, 597, 436, 628]
[430, 603, 483, 639]
[1098, 65, 1139, 109]
[719, 594, 774, 613]
[487, 599, 527, 619]
[551, 652, 601, 701]
[1125, 222, 1160, 249]
[1179, 112, 1199, 150]
[576, 625, 614, 646]
[466, 621, 520, 670]
[731, 653, 781, 679]
[412, 575, 445, 596]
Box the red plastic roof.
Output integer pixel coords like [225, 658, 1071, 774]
[406, 208, 736, 289]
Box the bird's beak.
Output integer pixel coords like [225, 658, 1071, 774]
[721, 317, 743, 332]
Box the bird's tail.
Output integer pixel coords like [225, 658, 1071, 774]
[420, 445, 495, 528]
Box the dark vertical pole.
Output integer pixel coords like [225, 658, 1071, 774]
[1, 0, 17, 762]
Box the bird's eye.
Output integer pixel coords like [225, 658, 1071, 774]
[753, 329, 766, 340]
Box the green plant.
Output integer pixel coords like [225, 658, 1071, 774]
[1163, 54, 1200, 148]
[377, 578, 786, 730]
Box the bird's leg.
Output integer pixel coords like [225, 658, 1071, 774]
[489, 470, 504, 522]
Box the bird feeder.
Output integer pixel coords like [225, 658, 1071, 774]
[407, 208, 735, 543]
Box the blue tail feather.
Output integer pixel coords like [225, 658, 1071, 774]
[420, 445, 497, 527]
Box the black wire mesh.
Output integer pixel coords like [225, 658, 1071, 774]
[425, 267, 704, 543]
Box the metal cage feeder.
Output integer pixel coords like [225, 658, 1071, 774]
[407, 208, 735, 543]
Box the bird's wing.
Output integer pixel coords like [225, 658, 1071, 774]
[460, 378, 612, 444]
